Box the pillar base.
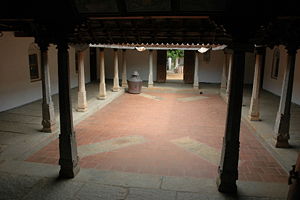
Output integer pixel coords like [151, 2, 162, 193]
[122, 83, 128, 88]
[216, 175, 237, 193]
[76, 107, 88, 112]
[97, 96, 107, 100]
[41, 124, 57, 133]
[148, 84, 153, 88]
[220, 92, 228, 103]
[112, 87, 120, 92]
[59, 161, 80, 178]
[248, 114, 260, 121]
[274, 137, 291, 148]
[77, 91, 87, 112]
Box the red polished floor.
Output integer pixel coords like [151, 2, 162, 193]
[26, 91, 288, 182]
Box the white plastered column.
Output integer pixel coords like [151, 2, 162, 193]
[193, 51, 200, 89]
[112, 49, 120, 92]
[40, 43, 56, 132]
[76, 50, 88, 112]
[226, 53, 233, 96]
[248, 48, 264, 121]
[220, 52, 229, 89]
[121, 49, 128, 88]
[98, 48, 106, 99]
[148, 50, 154, 87]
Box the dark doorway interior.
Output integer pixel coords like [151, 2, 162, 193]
[89, 48, 97, 82]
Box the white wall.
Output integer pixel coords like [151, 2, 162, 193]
[198, 50, 254, 84]
[0, 32, 90, 112]
[263, 45, 300, 105]
[102, 48, 157, 81]
[198, 50, 223, 83]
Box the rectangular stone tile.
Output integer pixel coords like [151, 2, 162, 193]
[75, 182, 127, 200]
[0, 112, 42, 124]
[0, 160, 59, 178]
[177, 96, 209, 102]
[172, 137, 220, 165]
[126, 188, 176, 200]
[22, 177, 84, 200]
[78, 135, 146, 157]
[237, 180, 288, 198]
[139, 93, 162, 101]
[161, 176, 217, 193]
[0, 171, 43, 200]
[176, 192, 210, 200]
[81, 168, 162, 189]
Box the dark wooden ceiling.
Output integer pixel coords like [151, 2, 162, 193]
[0, 0, 300, 46]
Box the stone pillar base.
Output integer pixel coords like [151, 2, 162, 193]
[41, 124, 57, 133]
[97, 96, 106, 100]
[112, 87, 120, 92]
[77, 91, 87, 112]
[41, 103, 56, 133]
[220, 92, 228, 103]
[76, 107, 88, 112]
[148, 84, 153, 88]
[248, 113, 260, 121]
[122, 82, 128, 88]
[59, 160, 80, 178]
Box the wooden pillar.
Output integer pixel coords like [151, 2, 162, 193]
[217, 43, 248, 193]
[76, 50, 87, 112]
[274, 46, 297, 148]
[121, 49, 127, 88]
[193, 51, 199, 89]
[112, 49, 120, 92]
[248, 47, 264, 121]
[39, 42, 56, 133]
[287, 152, 300, 200]
[148, 50, 154, 87]
[57, 40, 80, 178]
[98, 48, 106, 99]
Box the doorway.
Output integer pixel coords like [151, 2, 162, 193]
[166, 50, 184, 82]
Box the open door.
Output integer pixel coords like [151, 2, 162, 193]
[183, 51, 194, 83]
[156, 50, 167, 83]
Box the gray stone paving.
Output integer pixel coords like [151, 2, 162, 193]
[0, 83, 296, 200]
[172, 137, 220, 165]
[177, 95, 209, 102]
[78, 135, 146, 157]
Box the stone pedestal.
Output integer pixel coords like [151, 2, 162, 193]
[57, 40, 80, 178]
[217, 44, 247, 193]
[98, 48, 107, 100]
[148, 50, 154, 87]
[112, 49, 120, 92]
[274, 46, 296, 148]
[76, 51, 87, 112]
[121, 49, 128, 88]
[248, 47, 264, 121]
[39, 43, 56, 133]
[193, 51, 199, 90]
